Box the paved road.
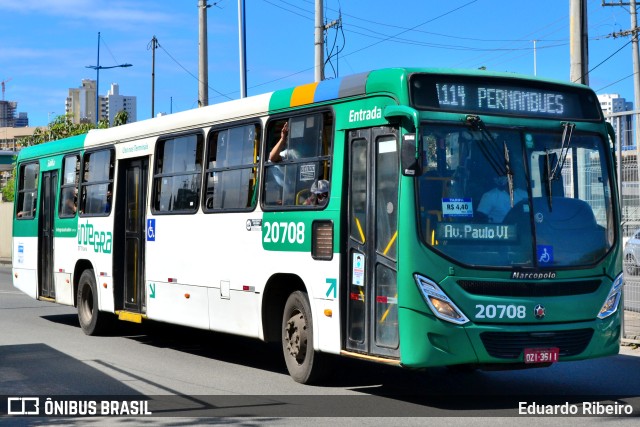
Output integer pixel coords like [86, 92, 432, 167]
[1, 265, 639, 425]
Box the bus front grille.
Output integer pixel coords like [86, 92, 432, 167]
[480, 329, 594, 359]
[457, 280, 601, 297]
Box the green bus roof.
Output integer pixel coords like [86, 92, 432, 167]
[16, 134, 87, 162]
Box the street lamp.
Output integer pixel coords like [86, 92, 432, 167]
[86, 32, 132, 124]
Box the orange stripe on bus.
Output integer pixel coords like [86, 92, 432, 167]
[290, 82, 318, 107]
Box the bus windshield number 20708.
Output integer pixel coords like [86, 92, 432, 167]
[12, 68, 622, 384]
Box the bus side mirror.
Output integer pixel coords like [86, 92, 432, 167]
[401, 133, 422, 176]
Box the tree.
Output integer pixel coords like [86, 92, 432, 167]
[1, 115, 111, 200]
[22, 114, 108, 146]
[1, 174, 15, 202]
[113, 110, 129, 127]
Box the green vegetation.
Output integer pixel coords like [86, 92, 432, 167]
[1, 111, 130, 200]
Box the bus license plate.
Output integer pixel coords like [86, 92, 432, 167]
[524, 347, 559, 364]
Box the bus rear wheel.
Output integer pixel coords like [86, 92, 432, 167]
[77, 269, 109, 336]
[282, 291, 325, 384]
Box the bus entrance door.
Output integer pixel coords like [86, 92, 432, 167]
[115, 157, 148, 314]
[345, 127, 400, 359]
[38, 170, 57, 299]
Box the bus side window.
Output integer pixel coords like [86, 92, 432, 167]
[263, 112, 333, 208]
[16, 162, 39, 219]
[80, 149, 114, 216]
[59, 154, 80, 218]
[204, 123, 260, 211]
[152, 134, 203, 214]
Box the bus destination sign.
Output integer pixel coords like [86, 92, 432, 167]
[410, 74, 601, 121]
[436, 223, 517, 241]
[436, 84, 564, 116]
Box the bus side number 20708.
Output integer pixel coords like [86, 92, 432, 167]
[263, 221, 305, 244]
[475, 304, 526, 319]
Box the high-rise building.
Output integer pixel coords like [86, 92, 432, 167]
[65, 80, 136, 125]
[14, 112, 29, 127]
[598, 94, 634, 148]
[102, 83, 136, 125]
[65, 79, 97, 124]
[0, 101, 17, 127]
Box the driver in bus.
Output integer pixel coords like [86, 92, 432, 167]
[477, 176, 527, 223]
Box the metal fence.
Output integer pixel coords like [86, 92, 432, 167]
[610, 110, 640, 342]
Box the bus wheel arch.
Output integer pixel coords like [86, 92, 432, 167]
[262, 273, 305, 343]
[73, 260, 94, 307]
[75, 263, 110, 336]
[261, 273, 328, 384]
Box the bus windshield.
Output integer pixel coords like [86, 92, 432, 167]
[417, 123, 615, 269]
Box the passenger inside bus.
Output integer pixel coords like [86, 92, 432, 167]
[264, 113, 331, 207]
[477, 175, 527, 223]
[303, 179, 329, 206]
[63, 188, 78, 215]
[269, 121, 293, 163]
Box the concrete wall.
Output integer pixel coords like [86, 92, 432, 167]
[0, 201, 13, 260]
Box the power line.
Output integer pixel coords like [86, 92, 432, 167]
[573, 38, 633, 83]
[239, 0, 477, 100]
[338, 0, 480, 59]
[158, 43, 232, 101]
[595, 71, 636, 92]
[303, 0, 566, 43]
[261, 0, 313, 20]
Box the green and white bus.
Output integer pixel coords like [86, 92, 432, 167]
[12, 68, 623, 383]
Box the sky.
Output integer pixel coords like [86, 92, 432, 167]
[0, 0, 638, 127]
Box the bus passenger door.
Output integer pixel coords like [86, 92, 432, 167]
[345, 127, 400, 358]
[114, 157, 148, 313]
[38, 170, 57, 299]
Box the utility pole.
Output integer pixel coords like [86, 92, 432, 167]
[238, 0, 247, 98]
[570, 0, 589, 85]
[149, 36, 159, 118]
[315, 0, 324, 82]
[198, 0, 210, 107]
[86, 32, 132, 124]
[603, 1, 640, 168]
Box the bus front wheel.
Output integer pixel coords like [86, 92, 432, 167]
[77, 269, 109, 336]
[282, 290, 325, 384]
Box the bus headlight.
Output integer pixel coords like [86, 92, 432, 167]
[598, 273, 624, 319]
[414, 274, 469, 325]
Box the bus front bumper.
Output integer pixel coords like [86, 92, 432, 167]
[398, 308, 621, 369]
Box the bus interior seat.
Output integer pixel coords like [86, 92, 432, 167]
[532, 197, 606, 262]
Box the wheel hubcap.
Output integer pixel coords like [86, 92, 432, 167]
[285, 311, 307, 363]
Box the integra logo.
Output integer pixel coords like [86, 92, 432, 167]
[78, 221, 113, 254]
[511, 271, 557, 280]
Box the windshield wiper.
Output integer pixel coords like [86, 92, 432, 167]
[550, 122, 575, 181]
[545, 148, 553, 209]
[545, 122, 575, 210]
[465, 115, 515, 206]
[464, 115, 507, 176]
[503, 141, 515, 207]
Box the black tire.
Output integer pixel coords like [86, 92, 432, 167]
[282, 291, 326, 384]
[77, 269, 110, 335]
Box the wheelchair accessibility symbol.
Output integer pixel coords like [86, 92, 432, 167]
[537, 245, 553, 265]
[147, 219, 156, 241]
